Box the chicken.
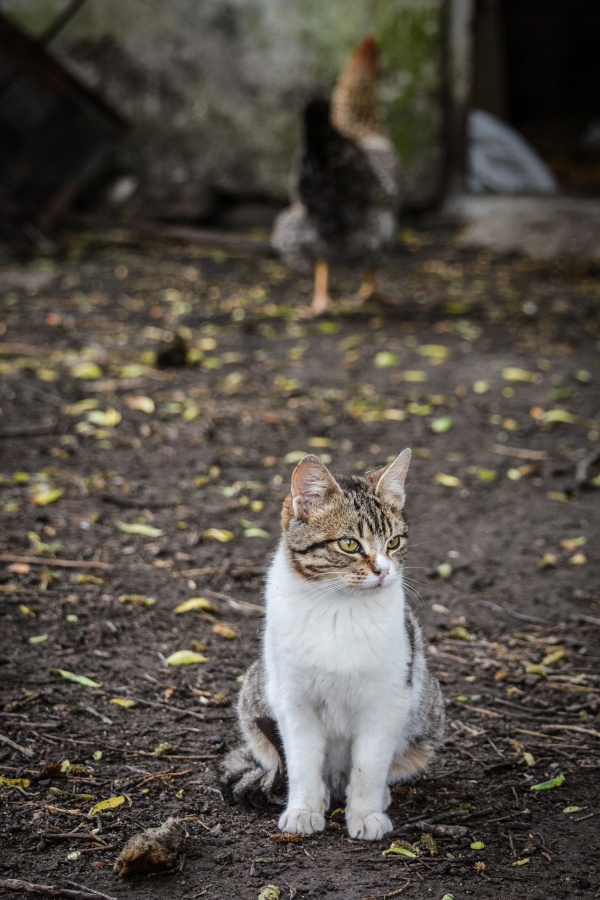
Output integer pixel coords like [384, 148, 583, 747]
[271, 35, 400, 315]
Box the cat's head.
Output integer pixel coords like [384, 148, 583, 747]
[282, 450, 411, 592]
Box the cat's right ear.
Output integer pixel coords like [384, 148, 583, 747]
[290, 454, 341, 520]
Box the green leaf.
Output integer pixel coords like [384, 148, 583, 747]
[541, 409, 579, 425]
[531, 773, 565, 791]
[244, 527, 270, 539]
[374, 351, 399, 368]
[118, 594, 156, 607]
[165, 650, 208, 666]
[435, 473, 462, 488]
[431, 416, 453, 433]
[382, 847, 418, 858]
[0, 776, 31, 788]
[53, 669, 102, 689]
[28, 634, 49, 644]
[116, 521, 164, 538]
[470, 841, 485, 850]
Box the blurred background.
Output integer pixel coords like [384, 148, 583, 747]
[1, 0, 599, 235]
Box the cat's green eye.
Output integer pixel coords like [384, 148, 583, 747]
[387, 536, 402, 551]
[339, 537, 360, 554]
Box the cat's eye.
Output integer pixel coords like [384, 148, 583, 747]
[339, 537, 360, 554]
[387, 536, 402, 551]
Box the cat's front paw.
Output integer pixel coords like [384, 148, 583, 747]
[346, 811, 393, 841]
[279, 808, 326, 835]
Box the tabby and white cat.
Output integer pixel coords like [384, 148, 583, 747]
[223, 450, 445, 840]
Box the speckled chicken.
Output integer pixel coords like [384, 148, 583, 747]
[272, 36, 400, 315]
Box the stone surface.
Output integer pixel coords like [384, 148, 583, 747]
[449, 195, 600, 261]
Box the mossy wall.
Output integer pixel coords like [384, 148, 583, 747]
[4, 0, 445, 211]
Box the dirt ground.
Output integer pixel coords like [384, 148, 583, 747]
[1, 221, 599, 900]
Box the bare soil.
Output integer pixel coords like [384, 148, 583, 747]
[1, 223, 599, 900]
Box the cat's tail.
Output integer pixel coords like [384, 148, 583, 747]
[221, 742, 286, 809]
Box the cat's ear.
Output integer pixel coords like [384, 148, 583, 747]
[374, 448, 411, 509]
[290, 454, 342, 520]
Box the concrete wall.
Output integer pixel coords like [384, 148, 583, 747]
[4, 0, 447, 218]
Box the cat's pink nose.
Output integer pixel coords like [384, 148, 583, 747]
[373, 560, 390, 583]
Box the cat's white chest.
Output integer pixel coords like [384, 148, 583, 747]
[264, 546, 409, 686]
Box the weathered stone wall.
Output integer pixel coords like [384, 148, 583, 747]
[4, 0, 446, 216]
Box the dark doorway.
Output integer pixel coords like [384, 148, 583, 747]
[472, 0, 600, 194]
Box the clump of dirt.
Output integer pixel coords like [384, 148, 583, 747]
[0, 225, 598, 899]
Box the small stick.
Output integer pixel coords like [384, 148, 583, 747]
[201, 587, 264, 615]
[0, 878, 118, 899]
[490, 444, 549, 461]
[179, 565, 266, 577]
[0, 732, 34, 758]
[363, 881, 411, 900]
[134, 769, 192, 788]
[0, 554, 112, 571]
[479, 599, 551, 625]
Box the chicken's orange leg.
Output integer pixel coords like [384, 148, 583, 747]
[357, 267, 377, 302]
[311, 260, 331, 316]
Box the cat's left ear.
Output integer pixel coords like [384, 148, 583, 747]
[374, 448, 411, 509]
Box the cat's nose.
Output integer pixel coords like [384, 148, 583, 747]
[373, 558, 390, 583]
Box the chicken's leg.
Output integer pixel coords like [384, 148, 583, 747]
[311, 260, 332, 316]
[356, 267, 376, 302]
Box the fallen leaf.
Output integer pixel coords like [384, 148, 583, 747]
[28, 633, 49, 644]
[110, 698, 136, 708]
[244, 527, 270, 539]
[87, 408, 122, 427]
[71, 361, 103, 379]
[283, 450, 307, 464]
[124, 395, 156, 414]
[258, 886, 281, 900]
[563, 806, 584, 814]
[513, 858, 530, 866]
[202, 528, 234, 542]
[531, 773, 565, 791]
[119, 594, 156, 607]
[31, 487, 64, 506]
[502, 367, 536, 382]
[542, 409, 579, 425]
[470, 841, 485, 850]
[213, 623, 237, 640]
[374, 351, 399, 368]
[89, 795, 126, 816]
[165, 650, 208, 666]
[435, 473, 462, 488]
[541, 648, 565, 666]
[53, 669, 102, 689]
[431, 416, 453, 433]
[173, 597, 216, 614]
[117, 521, 164, 538]
[0, 776, 31, 788]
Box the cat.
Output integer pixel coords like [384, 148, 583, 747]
[222, 450, 445, 840]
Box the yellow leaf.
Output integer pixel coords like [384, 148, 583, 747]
[435, 473, 462, 488]
[541, 648, 565, 667]
[525, 664, 548, 677]
[0, 776, 31, 788]
[87, 408, 122, 427]
[71, 361, 103, 380]
[502, 367, 536, 382]
[29, 634, 49, 644]
[213, 623, 237, 640]
[165, 650, 208, 666]
[89, 795, 126, 816]
[258, 887, 281, 900]
[117, 521, 164, 538]
[202, 528, 234, 542]
[470, 842, 485, 850]
[173, 597, 216, 614]
[124, 395, 155, 414]
[513, 858, 530, 866]
[110, 698, 136, 708]
[32, 487, 64, 506]
[118, 594, 156, 607]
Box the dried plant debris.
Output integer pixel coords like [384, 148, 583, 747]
[114, 817, 187, 877]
